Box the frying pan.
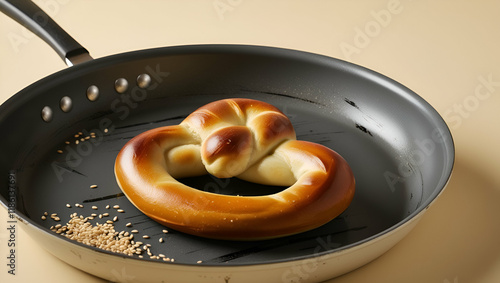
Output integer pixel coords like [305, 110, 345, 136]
[0, 1, 454, 282]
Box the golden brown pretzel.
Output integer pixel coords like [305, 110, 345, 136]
[115, 98, 355, 240]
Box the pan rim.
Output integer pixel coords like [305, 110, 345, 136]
[0, 43, 455, 267]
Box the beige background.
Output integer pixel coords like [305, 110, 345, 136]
[1, 0, 499, 282]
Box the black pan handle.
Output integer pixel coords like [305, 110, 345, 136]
[0, 0, 92, 66]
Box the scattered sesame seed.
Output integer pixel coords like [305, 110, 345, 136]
[44, 212, 48, 216]
[41, 216, 46, 220]
[102, 213, 109, 217]
[159, 254, 165, 258]
[117, 209, 125, 213]
[113, 205, 120, 209]
[113, 216, 118, 222]
[57, 150, 63, 154]
[54, 217, 61, 221]
[75, 140, 79, 145]
[74, 134, 79, 138]
[126, 223, 132, 227]
[142, 235, 150, 239]
[162, 229, 169, 234]
[90, 185, 98, 189]
[105, 205, 110, 209]
[131, 230, 139, 234]
[65, 141, 70, 144]
[66, 204, 71, 208]
[159, 238, 164, 243]
[104, 128, 109, 133]
[197, 260, 202, 264]
[92, 206, 98, 210]
[99, 214, 103, 219]
[106, 220, 114, 224]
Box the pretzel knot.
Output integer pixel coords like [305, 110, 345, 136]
[115, 98, 355, 240]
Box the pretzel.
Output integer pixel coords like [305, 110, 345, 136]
[114, 99, 355, 240]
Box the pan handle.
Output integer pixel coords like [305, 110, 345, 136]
[0, 0, 92, 66]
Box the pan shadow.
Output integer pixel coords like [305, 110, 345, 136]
[324, 153, 500, 283]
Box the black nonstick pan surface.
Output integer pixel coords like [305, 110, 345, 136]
[0, 1, 454, 282]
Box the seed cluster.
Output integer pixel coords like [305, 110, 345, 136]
[41, 203, 189, 262]
[56, 213, 140, 256]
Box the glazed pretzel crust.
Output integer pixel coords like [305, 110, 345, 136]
[115, 99, 355, 240]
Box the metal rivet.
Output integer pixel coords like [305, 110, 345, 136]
[41, 106, 53, 122]
[87, 85, 99, 101]
[115, 78, 128, 93]
[60, 96, 72, 112]
[136, 74, 151, 89]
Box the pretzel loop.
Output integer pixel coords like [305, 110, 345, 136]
[115, 98, 355, 240]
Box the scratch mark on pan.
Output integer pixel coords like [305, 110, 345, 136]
[130, 219, 163, 226]
[240, 89, 325, 106]
[355, 123, 373, 136]
[344, 97, 383, 129]
[51, 162, 88, 177]
[203, 226, 367, 263]
[82, 193, 125, 203]
[115, 115, 186, 130]
[344, 98, 359, 109]
[142, 224, 162, 230]
[415, 168, 424, 211]
[125, 214, 150, 220]
[296, 131, 344, 138]
[88, 110, 115, 121]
